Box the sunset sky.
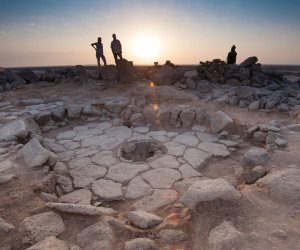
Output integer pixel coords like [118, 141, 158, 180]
[0, 0, 300, 67]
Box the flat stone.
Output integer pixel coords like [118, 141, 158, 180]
[128, 210, 162, 229]
[242, 147, 270, 170]
[149, 155, 179, 169]
[46, 203, 115, 216]
[159, 230, 187, 244]
[73, 129, 101, 141]
[174, 177, 206, 194]
[207, 221, 245, 250]
[257, 165, 300, 203]
[126, 176, 153, 199]
[26, 236, 69, 250]
[164, 141, 186, 157]
[218, 140, 238, 148]
[92, 179, 123, 201]
[210, 111, 233, 133]
[133, 189, 178, 212]
[92, 151, 118, 167]
[0, 217, 15, 233]
[68, 157, 91, 169]
[64, 141, 80, 150]
[77, 221, 114, 250]
[198, 142, 230, 157]
[59, 189, 91, 205]
[70, 164, 107, 188]
[56, 131, 77, 141]
[44, 141, 65, 153]
[173, 133, 199, 147]
[181, 179, 241, 209]
[179, 164, 202, 178]
[20, 138, 50, 168]
[133, 126, 150, 134]
[75, 148, 99, 158]
[96, 121, 112, 131]
[141, 168, 181, 189]
[196, 132, 218, 142]
[18, 211, 65, 244]
[106, 163, 149, 183]
[183, 148, 211, 170]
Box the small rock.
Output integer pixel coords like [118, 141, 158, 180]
[26, 236, 69, 250]
[40, 192, 58, 202]
[0, 174, 15, 184]
[242, 147, 270, 170]
[92, 179, 123, 201]
[159, 229, 187, 244]
[210, 111, 233, 133]
[0, 217, 15, 233]
[242, 166, 267, 184]
[272, 229, 287, 240]
[128, 210, 162, 229]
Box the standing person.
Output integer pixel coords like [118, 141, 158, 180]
[91, 37, 107, 68]
[227, 45, 237, 64]
[111, 34, 122, 65]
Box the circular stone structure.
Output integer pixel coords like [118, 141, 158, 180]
[120, 140, 167, 162]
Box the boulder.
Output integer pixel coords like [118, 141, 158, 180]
[20, 138, 50, 168]
[128, 210, 162, 229]
[67, 105, 83, 119]
[34, 111, 52, 126]
[257, 165, 300, 203]
[181, 179, 241, 209]
[210, 111, 233, 133]
[99, 65, 119, 80]
[18, 211, 65, 244]
[240, 57, 258, 68]
[151, 65, 179, 85]
[242, 147, 270, 170]
[118, 59, 137, 82]
[207, 221, 245, 250]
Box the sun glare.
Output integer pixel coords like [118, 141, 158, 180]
[135, 34, 160, 60]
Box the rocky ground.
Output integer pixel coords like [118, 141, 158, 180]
[1, 60, 300, 250]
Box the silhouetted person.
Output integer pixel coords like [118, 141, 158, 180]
[91, 37, 107, 68]
[227, 45, 237, 64]
[111, 34, 122, 65]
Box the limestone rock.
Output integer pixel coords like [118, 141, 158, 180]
[141, 168, 181, 189]
[118, 59, 137, 83]
[124, 238, 157, 250]
[133, 189, 178, 212]
[184, 70, 198, 79]
[92, 179, 123, 201]
[151, 65, 179, 85]
[99, 65, 119, 80]
[183, 148, 211, 170]
[126, 176, 153, 199]
[198, 142, 230, 157]
[128, 210, 162, 229]
[18, 211, 65, 244]
[159, 229, 187, 244]
[179, 164, 202, 178]
[149, 155, 179, 169]
[164, 141, 186, 157]
[174, 133, 199, 147]
[52, 107, 66, 122]
[0, 160, 14, 173]
[181, 179, 241, 209]
[67, 105, 83, 119]
[207, 221, 245, 250]
[91, 151, 118, 167]
[0, 120, 29, 142]
[46, 202, 115, 216]
[77, 221, 114, 250]
[20, 138, 50, 168]
[210, 111, 233, 133]
[242, 147, 270, 170]
[26, 236, 69, 250]
[240, 56, 258, 68]
[257, 165, 300, 203]
[243, 166, 266, 184]
[104, 96, 130, 114]
[59, 189, 91, 205]
[180, 109, 196, 128]
[0, 174, 15, 184]
[106, 163, 149, 183]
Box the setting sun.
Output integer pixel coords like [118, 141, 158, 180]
[134, 34, 160, 60]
